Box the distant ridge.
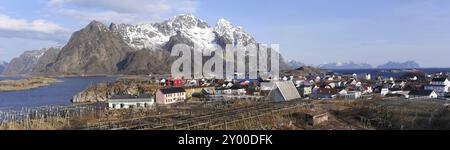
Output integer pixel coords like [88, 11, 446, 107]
[317, 61, 372, 69]
[377, 61, 420, 69]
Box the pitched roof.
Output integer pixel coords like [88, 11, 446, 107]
[317, 88, 340, 94]
[109, 94, 153, 102]
[409, 90, 434, 96]
[275, 81, 301, 101]
[159, 87, 186, 94]
[110, 94, 153, 99]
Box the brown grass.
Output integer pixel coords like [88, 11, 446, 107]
[0, 77, 62, 91]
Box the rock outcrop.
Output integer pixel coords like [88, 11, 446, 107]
[72, 78, 160, 103]
[51, 21, 135, 75]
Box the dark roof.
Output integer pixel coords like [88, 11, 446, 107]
[409, 90, 434, 96]
[229, 84, 243, 90]
[159, 87, 185, 94]
[110, 94, 153, 99]
[426, 85, 446, 87]
[432, 78, 448, 82]
[388, 88, 402, 91]
[316, 88, 340, 94]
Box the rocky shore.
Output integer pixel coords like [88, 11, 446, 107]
[72, 77, 161, 103]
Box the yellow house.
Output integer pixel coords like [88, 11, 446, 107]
[184, 87, 215, 99]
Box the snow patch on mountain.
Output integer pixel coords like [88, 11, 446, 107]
[110, 14, 254, 51]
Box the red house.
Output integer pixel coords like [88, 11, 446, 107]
[165, 79, 184, 87]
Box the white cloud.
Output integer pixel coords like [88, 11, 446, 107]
[0, 13, 68, 43]
[47, 0, 199, 23]
[0, 14, 66, 34]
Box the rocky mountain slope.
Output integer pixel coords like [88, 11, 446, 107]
[286, 60, 305, 69]
[50, 21, 135, 75]
[0, 61, 7, 73]
[2, 48, 60, 75]
[5, 14, 288, 75]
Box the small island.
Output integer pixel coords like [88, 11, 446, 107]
[0, 77, 62, 92]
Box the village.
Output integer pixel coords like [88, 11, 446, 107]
[89, 68, 450, 130]
[107, 69, 450, 109]
[2, 68, 450, 130]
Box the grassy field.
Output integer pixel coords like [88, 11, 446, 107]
[0, 77, 62, 91]
[1, 97, 449, 130]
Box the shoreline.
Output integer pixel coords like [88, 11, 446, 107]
[0, 77, 63, 92]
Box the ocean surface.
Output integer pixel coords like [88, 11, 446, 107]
[330, 68, 450, 78]
[0, 76, 116, 110]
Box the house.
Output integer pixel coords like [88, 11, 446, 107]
[186, 80, 198, 87]
[297, 85, 312, 97]
[338, 90, 362, 100]
[156, 87, 186, 105]
[408, 90, 438, 99]
[185, 87, 215, 99]
[356, 73, 371, 80]
[392, 80, 406, 89]
[216, 86, 246, 95]
[108, 94, 154, 109]
[294, 80, 307, 87]
[362, 85, 373, 94]
[268, 81, 301, 102]
[260, 81, 276, 91]
[345, 79, 357, 86]
[216, 83, 247, 95]
[310, 88, 341, 99]
[424, 78, 450, 97]
[165, 79, 183, 87]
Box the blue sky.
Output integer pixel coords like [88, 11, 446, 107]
[1, 0, 450, 67]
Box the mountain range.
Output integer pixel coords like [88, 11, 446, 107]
[3, 14, 288, 75]
[317, 62, 372, 69]
[316, 61, 421, 69]
[0, 61, 8, 73]
[286, 60, 305, 69]
[2, 48, 60, 75]
[377, 61, 420, 69]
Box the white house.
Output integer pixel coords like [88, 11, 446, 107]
[424, 78, 450, 97]
[381, 88, 389, 96]
[108, 94, 154, 109]
[356, 73, 371, 80]
[338, 90, 362, 99]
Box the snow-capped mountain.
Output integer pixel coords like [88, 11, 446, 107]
[318, 61, 373, 69]
[7, 14, 287, 75]
[110, 14, 255, 50]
